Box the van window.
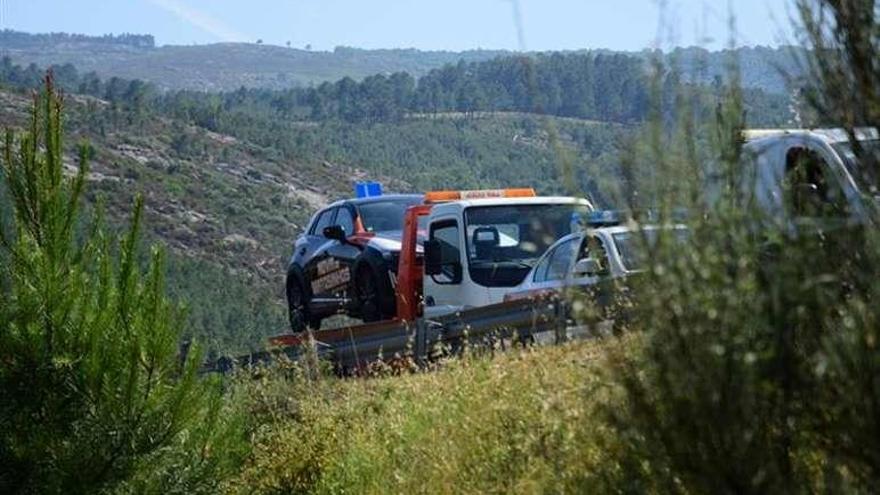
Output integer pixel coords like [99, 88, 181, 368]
[784, 147, 850, 218]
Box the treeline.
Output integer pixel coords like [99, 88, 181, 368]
[0, 29, 155, 48]
[0, 52, 790, 129]
[0, 57, 153, 109]
[164, 53, 652, 124]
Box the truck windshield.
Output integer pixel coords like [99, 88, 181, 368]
[465, 203, 591, 287]
[357, 198, 423, 233]
[832, 139, 880, 197]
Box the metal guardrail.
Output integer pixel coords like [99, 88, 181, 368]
[201, 292, 615, 375]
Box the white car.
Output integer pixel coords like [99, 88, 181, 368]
[507, 222, 688, 301]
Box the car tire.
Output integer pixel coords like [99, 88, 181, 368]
[288, 278, 321, 333]
[356, 266, 387, 322]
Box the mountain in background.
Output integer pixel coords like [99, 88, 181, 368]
[0, 30, 803, 93]
[0, 30, 507, 91]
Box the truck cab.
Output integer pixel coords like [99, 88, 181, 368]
[421, 191, 593, 318]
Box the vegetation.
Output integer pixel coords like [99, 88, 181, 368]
[0, 30, 804, 94]
[0, 30, 507, 91]
[226, 340, 624, 494]
[225, 2, 880, 493]
[3, 2, 880, 492]
[0, 77, 247, 493]
[589, 3, 880, 493]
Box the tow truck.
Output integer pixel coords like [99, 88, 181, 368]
[211, 188, 594, 373]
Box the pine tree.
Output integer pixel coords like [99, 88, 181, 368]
[0, 75, 244, 493]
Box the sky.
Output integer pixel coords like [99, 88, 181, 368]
[0, 0, 797, 52]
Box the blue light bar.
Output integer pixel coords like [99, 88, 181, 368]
[355, 181, 383, 198]
[587, 210, 624, 227]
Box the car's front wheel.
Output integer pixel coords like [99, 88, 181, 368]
[288, 279, 321, 333]
[356, 266, 390, 322]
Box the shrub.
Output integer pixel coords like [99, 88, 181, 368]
[601, 5, 880, 492]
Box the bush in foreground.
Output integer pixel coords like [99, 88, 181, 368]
[0, 76, 248, 493]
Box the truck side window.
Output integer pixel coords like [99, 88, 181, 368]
[784, 147, 849, 218]
[430, 221, 461, 283]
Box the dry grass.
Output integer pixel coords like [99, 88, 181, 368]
[225, 337, 631, 494]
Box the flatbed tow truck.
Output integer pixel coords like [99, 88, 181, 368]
[208, 188, 595, 373]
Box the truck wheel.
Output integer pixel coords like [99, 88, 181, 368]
[356, 267, 384, 322]
[288, 279, 320, 332]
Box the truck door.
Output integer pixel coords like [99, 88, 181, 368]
[782, 143, 857, 228]
[752, 138, 860, 228]
[423, 218, 464, 315]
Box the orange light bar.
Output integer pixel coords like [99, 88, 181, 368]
[425, 188, 536, 203]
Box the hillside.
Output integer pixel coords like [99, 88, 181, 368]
[0, 30, 506, 91]
[1, 30, 802, 93]
[0, 86, 404, 353]
[0, 82, 634, 353]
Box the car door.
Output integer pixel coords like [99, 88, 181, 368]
[572, 233, 618, 321]
[294, 207, 334, 268]
[323, 204, 362, 309]
[303, 207, 342, 312]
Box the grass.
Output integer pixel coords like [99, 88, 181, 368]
[226, 338, 630, 494]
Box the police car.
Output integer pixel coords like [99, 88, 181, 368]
[286, 183, 423, 332]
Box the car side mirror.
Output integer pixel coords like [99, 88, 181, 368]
[323, 225, 347, 243]
[574, 258, 600, 276]
[424, 239, 442, 276]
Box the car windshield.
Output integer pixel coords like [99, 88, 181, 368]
[464, 203, 591, 287]
[612, 228, 690, 272]
[832, 139, 880, 197]
[357, 198, 423, 233]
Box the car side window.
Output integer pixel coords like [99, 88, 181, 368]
[533, 238, 575, 283]
[336, 207, 355, 235]
[533, 247, 554, 283]
[578, 234, 610, 277]
[545, 238, 578, 281]
[311, 208, 336, 236]
[784, 147, 850, 218]
[430, 220, 461, 283]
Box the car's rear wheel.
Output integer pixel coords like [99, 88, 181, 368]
[356, 266, 387, 322]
